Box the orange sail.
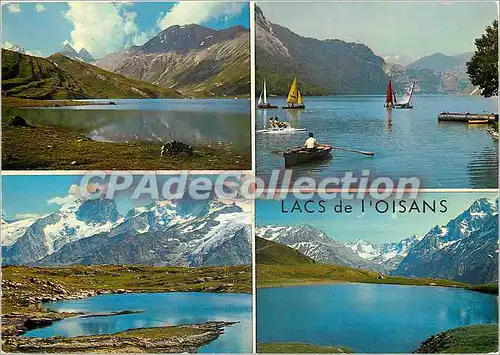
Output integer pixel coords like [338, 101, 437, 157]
[385, 80, 394, 106]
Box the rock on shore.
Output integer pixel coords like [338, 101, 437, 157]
[3, 321, 237, 353]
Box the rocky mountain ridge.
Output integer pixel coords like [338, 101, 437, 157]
[2, 196, 251, 267]
[257, 198, 498, 284]
[97, 24, 250, 96]
[59, 42, 96, 63]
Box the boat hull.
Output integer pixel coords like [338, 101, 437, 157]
[438, 112, 498, 122]
[468, 119, 490, 124]
[283, 145, 333, 167]
[395, 104, 413, 109]
[257, 128, 307, 134]
[282, 105, 305, 110]
[257, 104, 278, 109]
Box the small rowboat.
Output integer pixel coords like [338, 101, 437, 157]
[283, 144, 333, 167]
[257, 128, 307, 134]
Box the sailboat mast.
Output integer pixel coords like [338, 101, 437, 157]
[385, 80, 393, 106]
[408, 82, 415, 105]
[263, 80, 267, 104]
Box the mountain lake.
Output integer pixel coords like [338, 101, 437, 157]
[256, 95, 498, 188]
[257, 283, 498, 353]
[24, 292, 252, 353]
[8, 98, 251, 155]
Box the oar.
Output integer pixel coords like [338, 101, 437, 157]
[271, 146, 302, 155]
[332, 146, 375, 156]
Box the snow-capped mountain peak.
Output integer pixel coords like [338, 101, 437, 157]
[3, 197, 251, 267]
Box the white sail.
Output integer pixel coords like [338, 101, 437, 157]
[263, 80, 267, 104]
[398, 82, 415, 106]
[258, 92, 263, 105]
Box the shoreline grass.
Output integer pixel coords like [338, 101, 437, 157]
[257, 264, 497, 295]
[2, 124, 250, 170]
[257, 342, 352, 353]
[2, 265, 252, 314]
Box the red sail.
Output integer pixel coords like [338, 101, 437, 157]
[385, 80, 393, 105]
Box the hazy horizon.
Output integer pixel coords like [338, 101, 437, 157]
[258, 1, 497, 65]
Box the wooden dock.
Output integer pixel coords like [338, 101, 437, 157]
[438, 112, 498, 123]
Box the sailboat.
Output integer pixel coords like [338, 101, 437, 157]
[283, 77, 305, 109]
[395, 82, 415, 109]
[257, 80, 278, 109]
[384, 80, 395, 109]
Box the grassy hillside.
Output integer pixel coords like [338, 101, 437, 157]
[256, 236, 316, 265]
[3, 265, 251, 313]
[258, 342, 352, 353]
[1, 49, 181, 99]
[256, 239, 497, 293]
[414, 324, 498, 353]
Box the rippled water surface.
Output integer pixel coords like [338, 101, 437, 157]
[256, 95, 498, 188]
[257, 283, 498, 353]
[11, 99, 251, 154]
[24, 292, 252, 353]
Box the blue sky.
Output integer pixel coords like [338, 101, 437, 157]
[259, 1, 498, 65]
[256, 192, 498, 244]
[1, 174, 244, 219]
[2, 1, 250, 58]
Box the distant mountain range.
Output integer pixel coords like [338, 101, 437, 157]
[256, 6, 387, 96]
[2, 195, 251, 267]
[406, 52, 473, 72]
[256, 5, 475, 95]
[2, 23, 249, 98]
[257, 198, 498, 284]
[2, 49, 180, 99]
[59, 41, 96, 64]
[387, 52, 475, 95]
[97, 24, 250, 97]
[256, 224, 378, 271]
[395, 198, 498, 284]
[346, 236, 420, 271]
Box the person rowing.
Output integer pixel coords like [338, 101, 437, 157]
[303, 132, 319, 151]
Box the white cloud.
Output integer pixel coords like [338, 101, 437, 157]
[63, 2, 144, 57]
[35, 3, 47, 12]
[48, 182, 106, 206]
[6, 3, 21, 13]
[47, 195, 77, 206]
[14, 213, 41, 219]
[157, 1, 245, 30]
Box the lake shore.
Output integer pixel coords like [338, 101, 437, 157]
[257, 342, 352, 353]
[2, 265, 251, 338]
[2, 123, 250, 170]
[414, 324, 499, 353]
[257, 264, 497, 295]
[2, 97, 115, 108]
[4, 321, 238, 353]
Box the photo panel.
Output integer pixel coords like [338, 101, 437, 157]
[254, 1, 498, 189]
[2, 1, 251, 171]
[255, 191, 499, 353]
[2, 172, 253, 353]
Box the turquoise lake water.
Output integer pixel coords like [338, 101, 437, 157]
[257, 283, 498, 353]
[10, 98, 251, 154]
[256, 95, 498, 188]
[24, 292, 252, 353]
